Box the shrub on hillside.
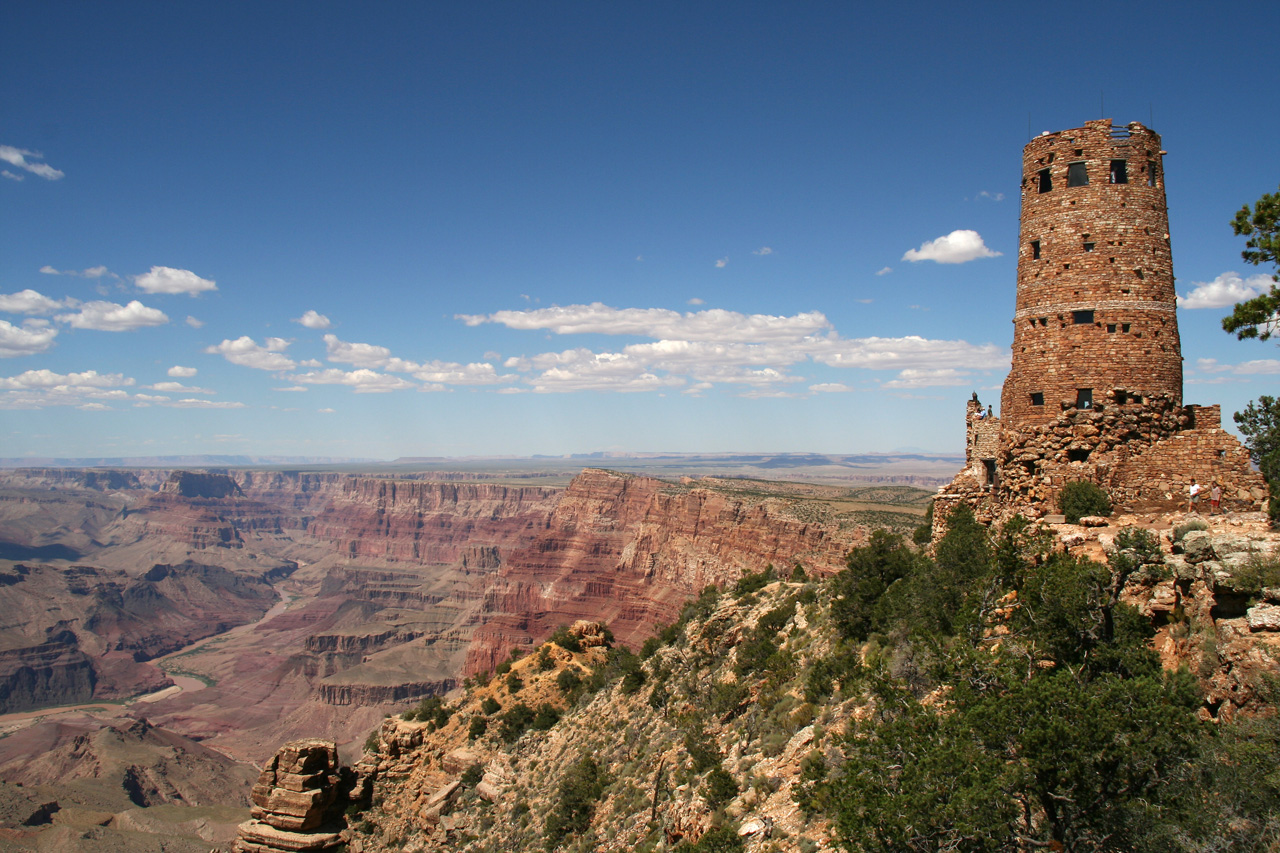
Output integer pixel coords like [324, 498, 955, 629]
[1059, 480, 1112, 523]
[544, 755, 606, 849]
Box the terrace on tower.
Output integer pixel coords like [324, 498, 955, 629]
[934, 120, 1268, 532]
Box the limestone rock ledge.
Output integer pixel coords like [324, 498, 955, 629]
[234, 739, 356, 853]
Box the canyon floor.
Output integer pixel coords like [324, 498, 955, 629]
[0, 456, 941, 851]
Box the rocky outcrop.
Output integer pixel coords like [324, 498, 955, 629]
[0, 631, 95, 714]
[235, 739, 354, 852]
[465, 469, 870, 673]
[159, 470, 244, 499]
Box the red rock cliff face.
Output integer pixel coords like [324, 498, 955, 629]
[465, 469, 868, 673]
[308, 479, 561, 564]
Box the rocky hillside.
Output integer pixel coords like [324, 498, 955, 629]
[316, 508, 1280, 853]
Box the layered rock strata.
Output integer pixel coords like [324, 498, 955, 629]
[235, 739, 355, 852]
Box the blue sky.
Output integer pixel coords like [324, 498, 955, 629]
[3, 1, 1277, 459]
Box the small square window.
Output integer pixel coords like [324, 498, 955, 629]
[1083, 242, 1095, 252]
[1121, 323, 1131, 333]
[1076, 388, 1093, 409]
[1030, 392, 1044, 406]
[1114, 389, 1128, 404]
[1067, 162, 1088, 187]
[1107, 324, 1117, 333]
[1073, 310, 1094, 324]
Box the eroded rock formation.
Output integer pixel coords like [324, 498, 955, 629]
[235, 739, 354, 853]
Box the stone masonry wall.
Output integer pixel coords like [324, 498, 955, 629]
[1001, 120, 1182, 430]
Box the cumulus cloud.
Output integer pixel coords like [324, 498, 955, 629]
[322, 334, 420, 372]
[882, 368, 973, 388]
[0, 145, 64, 180]
[810, 382, 854, 393]
[165, 398, 245, 408]
[412, 361, 515, 385]
[185, 316, 204, 328]
[902, 230, 1002, 264]
[1177, 272, 1274, 310]
[0, 369, 136, 409]
[0, 369, 132, 390]
[295, 310, 332, 329]
[167, 365, 197, 377]
[715, 257, 728, 268]
[133, 266, 217, 296]
[1194, 357, 1280, 376]
[0, 320, 58, 357]
[0, 289, 69, 314]
[205, 336, 296, 371]
[287, 367, 415, 393]
[274, 385, 309, 392]
[753, 247, 773, 256]
[460, 303, 832, 343]
[39, 265, 114, 279]
[149, 381, 214, 394]
[975, 191, 1005, 202]
[56, 300, 169, 331]
[812, 336, 1008, 371]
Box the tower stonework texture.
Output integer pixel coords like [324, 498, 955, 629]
[1002, 120, 1181, 429]
[935, 120, 1267, 533]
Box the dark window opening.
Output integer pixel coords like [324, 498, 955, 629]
[1031, 240, 1041, 259]
[1022, 460, 1038, 476]
[1073, 310, 1094, 324]
[1038, 168, 1052, 193]
[1110, 159, 1128, 184]
[1121, 323, 1131, 333]
[1039, 317, 1047, 326]
[1147, 160, 1157, 186]
[1107, 324, 1117, 333]
[1114, 389, 1128, 404]
[1131, 394, 1143, 404]
[1217, 449, 1226, 459]
[983, 459, 998, 488]
[1074, 148, 1084, 157]
[1083, 242, 1095, 252]
[1030, 392, 1044, 406]
[1068, 448, 1092, 463]
[1076, 388, 1093, 409]
[1067, 161, 1089, 187]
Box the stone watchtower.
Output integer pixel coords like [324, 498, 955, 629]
[935, 120, 1267, 532]
[1003, 120, 1181, 428]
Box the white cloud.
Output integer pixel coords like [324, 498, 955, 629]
[0, 320, 58, 357]
[411, 361, 515, 385]
[813, 336, 1008, 371]
[976, 191, 1005, 202]
[149, 381, 215, 394]
[185, 315, 204, 328]
[0, 369, 133, 390]
[810, 382, 854, 393]
[715, 257, 728, 268]
[0, 145, 64, 180]
[39, 265, 114, 279]
[166, 398, 245, 408]
[322, 334, 424, 373]
[168, 365, 197, 377]
[133, 266, 217, 296]
[0, 289, 69, 314]
[882, 368, 973, 388]
[56, 300, 169, 331]
[274, 385, 309, 392]
[288, 367, 415, 393]
[875, 266, 892, 276]
[687, 297, 704, 305]
[3, 171, 22, 182]
[1177, 271, 1274, 310]
[902, 230, 1002, 264]
[205, 336, 296, 371]
[1194, 357, 1280, 376]
[295, 310, 332, 329]
[753, 247, 773, 256]
[318, 407, 336, 413]
[460, 303, 832, 343]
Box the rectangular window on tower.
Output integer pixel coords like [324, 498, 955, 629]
[1038, 169, 1053, 193]
[1067, 162, 1088, 187]
[1073, 310, 1094, 324]
[1030, 392, 1044, 406]
[1110, 160, 1128, 184]
[1076, 388, 1093, 409]
[1147, 161, 1158, 186]
[1031, 240, 1041, 259]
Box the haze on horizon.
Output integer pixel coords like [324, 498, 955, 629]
[3, 2, 1277, 460]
